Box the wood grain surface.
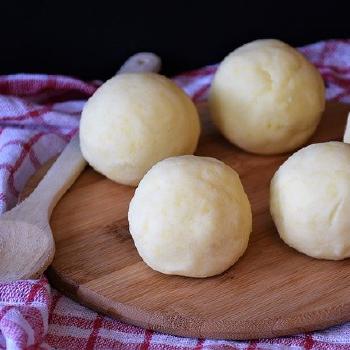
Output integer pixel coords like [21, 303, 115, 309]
[21, 101, 350, 340]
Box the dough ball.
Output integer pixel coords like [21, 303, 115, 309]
[270, 142, 350, 260]
[209, 39, 325, 154]
[80, 73, 200, 186]
[128, 155, 252, 277]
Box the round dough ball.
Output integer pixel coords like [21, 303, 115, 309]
[80, 73, 200, 186]
[128, 155, 252, 277]
[270, 142, 350, 260]
[209, 39, 325, 154]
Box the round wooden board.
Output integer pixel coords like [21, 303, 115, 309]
[22, 102, 350, 340]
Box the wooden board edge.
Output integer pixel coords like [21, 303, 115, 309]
[46, 266, 350, 340]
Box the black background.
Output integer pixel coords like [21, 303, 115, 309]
[1, 1, 349, 80]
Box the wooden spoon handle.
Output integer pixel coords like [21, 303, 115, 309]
[117, 52, 161, 74]
[25, 53, 161, 219]
[26, 133, 85, 217]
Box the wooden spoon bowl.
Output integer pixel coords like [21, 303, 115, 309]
[0, 219, 54, 280]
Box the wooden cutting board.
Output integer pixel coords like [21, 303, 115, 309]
[22, 101, 350, 340]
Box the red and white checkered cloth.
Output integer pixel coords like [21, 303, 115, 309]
[0, 39, 350, 350]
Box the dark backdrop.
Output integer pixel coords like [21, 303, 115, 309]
[1, 1, 349, 80]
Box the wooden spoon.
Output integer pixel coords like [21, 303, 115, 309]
[0, 53, 161, 281]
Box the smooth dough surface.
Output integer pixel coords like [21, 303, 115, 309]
[80, 73, 200, 186]
[209, 39, 325, 154]
[128, 155, 252, 277]
[270, 142, 350, 259]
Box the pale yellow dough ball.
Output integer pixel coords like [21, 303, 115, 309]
[209, 39, 325, 154]
[80, 73, 200, 186]
[128, 155, 252, 278]
[270, 142, 350, 260]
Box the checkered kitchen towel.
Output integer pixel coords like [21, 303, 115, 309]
[0, 40, 350, 350]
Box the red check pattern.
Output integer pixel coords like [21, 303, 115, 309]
[0, 40, 350, 349]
